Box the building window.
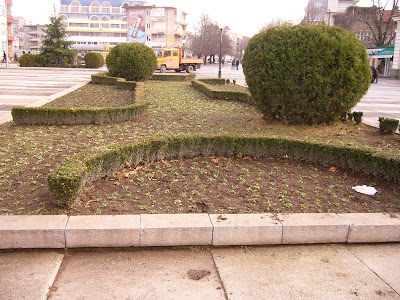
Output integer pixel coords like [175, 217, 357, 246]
[121, 16, 127, 22]
[146, 23, 151, 29]
[100, 16, 110, 22]
[151, 8, 165, 17]
[111, 24, 120, 28]
[111, 16, 120, 20]
[101, 23, 110, 28]
[90, 15, 99, 21]
[60, 6, 69, 13]
[121, 24, 127, 29]
[90, 23, 100, 28]
[112, 7, 120, 14]
[90, 1, 100, 13]
[81, 6, 89, 13]
[101, 1, 111, 14]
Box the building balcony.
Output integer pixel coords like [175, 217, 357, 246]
[8, 34, 15, 41]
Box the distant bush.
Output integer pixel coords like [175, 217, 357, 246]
[353, 111, 363, 124]
[18, 54, 39, 67]
[243, 25, 371, 125]
[106, 43, 157, 81]
[379, 117, 399, 134]
[84, 52, 104, 68]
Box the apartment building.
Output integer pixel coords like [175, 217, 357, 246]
[125, 5, 187, 48]
[1, 0, 14, 60]
[59, 0, 148, 54]
[22, 24, 46, 54]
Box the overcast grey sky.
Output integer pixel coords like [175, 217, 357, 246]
[13, 0, 374, 37]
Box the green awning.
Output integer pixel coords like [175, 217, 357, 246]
[370, 46, 394, 58]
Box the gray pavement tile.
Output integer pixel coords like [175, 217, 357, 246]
[212, 245, 400, 300]
[0, 251, 64, 300]
[345, 243, 400, 295]
[50, 249, 225, 300]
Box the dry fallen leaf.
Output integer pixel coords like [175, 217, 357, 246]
[329, 167, 337, 173]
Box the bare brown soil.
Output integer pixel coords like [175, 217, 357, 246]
[72, 156, 399, 215]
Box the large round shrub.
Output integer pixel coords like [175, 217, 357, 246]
[84, 52, 104, 68]
[106, 43, 157, 81]
[243, 25, 371, 125]
[18, 54, 39, 67]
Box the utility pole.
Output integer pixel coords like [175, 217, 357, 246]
[218, 28, 223, 79]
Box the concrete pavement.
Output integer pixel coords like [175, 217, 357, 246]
[0, 66, 103, 123]
[1, 244, 399, 299]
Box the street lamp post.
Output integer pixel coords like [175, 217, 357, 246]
[182, 38, 186, 59]
[218, 28, 223, 79]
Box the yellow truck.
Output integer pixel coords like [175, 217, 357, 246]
[153, 48, 203, 73]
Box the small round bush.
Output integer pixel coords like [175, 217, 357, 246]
[84, 52, 104, 68]
[18, 54, 39, 67]
[106, 43, 157, 81]
[243, 25, 371, 125]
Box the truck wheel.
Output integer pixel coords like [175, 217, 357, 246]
[186, 65, 194, 73]
[160, 65, 167, 73]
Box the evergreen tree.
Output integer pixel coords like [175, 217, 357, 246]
[40, 16, 76, 66]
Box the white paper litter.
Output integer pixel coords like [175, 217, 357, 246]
[352, 185, 378, 196]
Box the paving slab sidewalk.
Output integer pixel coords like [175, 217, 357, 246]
[1, 244, 399, 300]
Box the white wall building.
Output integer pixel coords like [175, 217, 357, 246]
[59, 0, 148, 54]
[306, 0, 359, 25]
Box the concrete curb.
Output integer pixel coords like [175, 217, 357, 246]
[1, 213, 399, 249]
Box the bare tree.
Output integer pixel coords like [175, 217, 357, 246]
[187, 14, 233, 64]
[303, 3, 327, 24]
[260, 18, 293, 31]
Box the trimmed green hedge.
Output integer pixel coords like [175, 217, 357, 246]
[151, 73, 196, 81]
[191, 79, 253, 103]
[198, 78, 226, 85]
[48, 135, 400, 207]
[91, 72, 137, 90]
[12, 73, 148, 125]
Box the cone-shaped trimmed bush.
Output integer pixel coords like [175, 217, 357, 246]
[106, 43, 157, 81]
[243, 25, 371, 125]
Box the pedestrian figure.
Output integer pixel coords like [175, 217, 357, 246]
[222, 57, 225, 66]
[370, 66, 378, 83]
[231, 58, 236, 70]
[14, 52, 17, 62]
[2, 51, 6, 63]
[236, 59, 239, 70]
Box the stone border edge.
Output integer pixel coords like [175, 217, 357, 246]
[0, 213, 399, 249]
